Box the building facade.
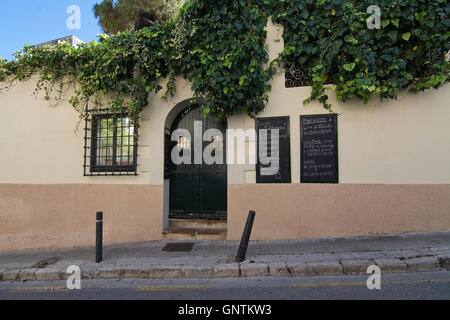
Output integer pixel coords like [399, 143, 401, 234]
[35, 35, 84, 48]
[1, 20, 449, 252]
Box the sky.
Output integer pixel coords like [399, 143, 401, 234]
[0, 0, 104, 61]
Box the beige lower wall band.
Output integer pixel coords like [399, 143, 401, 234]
[0, 184, 163, 252]
[1, 183, 449, 252]
[227, 184, 450, 240]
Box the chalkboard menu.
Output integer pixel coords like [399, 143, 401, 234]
[256, 117, 291, 184]
[300, 114, 339, 184]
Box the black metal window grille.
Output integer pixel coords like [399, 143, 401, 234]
[285, 63, 313, 88]
[83, 108, 139, 176]
[285, 63, 336, 88]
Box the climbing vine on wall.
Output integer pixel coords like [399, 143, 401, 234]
[0, 0, 448, 121]
[269, 0, 450, 109]
[167, 0, 274, 118]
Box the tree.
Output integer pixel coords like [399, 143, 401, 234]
[94, 0, 183, 34]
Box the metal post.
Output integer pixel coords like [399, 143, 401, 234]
[235, 211, 256, 262]
[96, 211, 103, 263]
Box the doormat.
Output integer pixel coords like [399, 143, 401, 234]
[162, 243, 195, 252]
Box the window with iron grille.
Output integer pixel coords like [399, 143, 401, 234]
[285, 63, 312, 88]
[285, 63, 335, 88]
[83, 108, 139, 176]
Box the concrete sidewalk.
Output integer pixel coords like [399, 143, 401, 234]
[0, 231, 449, 282]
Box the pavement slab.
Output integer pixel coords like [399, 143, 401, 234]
[119, 266, 151, 279]
[2, 270, 19, 282]
[212, 264, 240, 278]
[286, 262, 307, 276]
[95, 266, 124, 279]
[405, 257, 440, 272]
[147, 265, 183, 279]
[340, 259, 375, 275]
[374, 258, 408, 273]
[306, 261, 343, 276]
[35, 267, 65, 281]
[268, 262, 290, 277]
[180, 266, 213, 279]
[17, 269, 39, 282]
[240, 263, 269, 277]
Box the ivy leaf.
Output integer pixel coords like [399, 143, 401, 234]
[402, 32, 411, 41]
[345, 36, 358, 45]
[234, 89, 244, 99]
[223, 60, 232, 69]
[391, 19, 400, 28]
[343, 63, 356, 72]
[301, 10, 309, 19]
[239, 75, 247, 86]
[387, 31, 398, 41]
[312, 64, 323, 72]
[381, 54, 393, 62]
[415, 11, 427, 21]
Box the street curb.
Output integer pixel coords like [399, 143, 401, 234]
[404, 257, 440, 272]
[0, 256, 446, 282]
[306, 261, 343, 276]
[374, 258, 407, 273]
[240, 263, 269, 277]
[340, 259, 374, 275]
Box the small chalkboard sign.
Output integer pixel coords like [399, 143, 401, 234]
[300, 114, 339, 184]
[256, 116, 291, 184]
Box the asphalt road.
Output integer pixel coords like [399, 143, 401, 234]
[0, 271, 449, 300]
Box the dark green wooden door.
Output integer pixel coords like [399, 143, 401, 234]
[168, 105, 227, 220]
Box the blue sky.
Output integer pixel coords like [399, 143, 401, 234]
[0, 0, 104, 61]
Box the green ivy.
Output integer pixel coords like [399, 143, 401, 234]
[0, 0, 449, 121]
[0, 25, 171, 120]
[167, 0, 275, 119]
[269, 0, 449, 109]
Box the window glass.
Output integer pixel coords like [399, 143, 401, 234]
[89, 114, 137, 173]
[97, 118, 115, 166]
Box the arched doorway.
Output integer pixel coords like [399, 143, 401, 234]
[165, 103, 227, 221]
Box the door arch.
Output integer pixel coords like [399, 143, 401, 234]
[165, 103, 227, 220]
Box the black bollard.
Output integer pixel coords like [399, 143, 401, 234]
[235, 211, 256, 262]
[96, 211, 103, 263]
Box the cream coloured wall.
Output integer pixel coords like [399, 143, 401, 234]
[229, 17, 450, 185]
[0, 17, 449, 186]
[237, 74, 450, 185]
[0, 77, 146, 184]
[0, 76, 196, 185]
